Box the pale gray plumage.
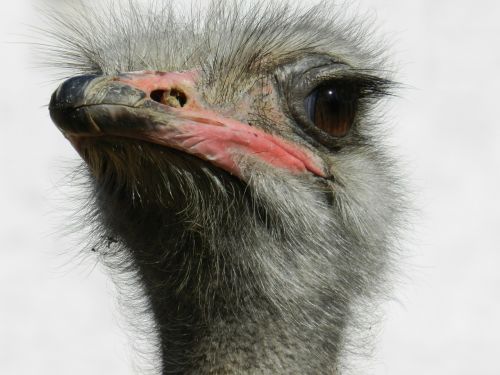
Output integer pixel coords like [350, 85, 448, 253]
[43, 1, 405, 374]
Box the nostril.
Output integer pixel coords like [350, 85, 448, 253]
[150, 88, 187, 108]
[150, 89, 166, 103]
[171, 89, 187, 107]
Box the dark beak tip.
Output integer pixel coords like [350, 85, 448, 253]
[49, 74, 101, 111]
[49, 73, 150, 135]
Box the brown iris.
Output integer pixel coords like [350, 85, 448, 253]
[305, 84, 356, 137]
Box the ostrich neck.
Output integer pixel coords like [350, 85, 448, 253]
[104, 205, 346, 374]
[132, 238, 343, 375]
[94, 165, 348, 374]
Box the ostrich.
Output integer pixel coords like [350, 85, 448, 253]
[46, 0, 404, 373]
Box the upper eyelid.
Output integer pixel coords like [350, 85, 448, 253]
[273, 54, 344, 80]
[289, 70, 352, 97]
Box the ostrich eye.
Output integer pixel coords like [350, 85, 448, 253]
[304, 84, 357, 137]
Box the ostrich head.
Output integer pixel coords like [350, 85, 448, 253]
[46, 0, 403, 373]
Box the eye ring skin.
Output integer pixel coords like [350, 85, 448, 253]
[274, 56, 394, 151]
[275, 59, 361, 150]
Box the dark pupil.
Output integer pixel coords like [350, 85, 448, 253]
[307, 86, 356, 137]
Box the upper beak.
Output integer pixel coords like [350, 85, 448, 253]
[49, 72, 177, 135]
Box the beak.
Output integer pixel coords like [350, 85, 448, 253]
[49, 72, 181, 135]
[49, 71, 325, 178]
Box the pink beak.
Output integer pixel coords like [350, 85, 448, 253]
[49, 70, 326, 178]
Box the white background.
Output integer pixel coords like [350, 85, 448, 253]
[1, 0, 499, 374]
